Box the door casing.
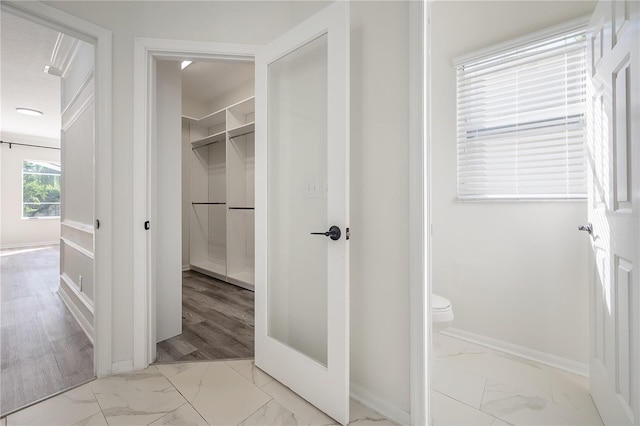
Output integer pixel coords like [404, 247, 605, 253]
[132, 39, 258, 368]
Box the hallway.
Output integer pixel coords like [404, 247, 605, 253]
[0, 246, 94, 416]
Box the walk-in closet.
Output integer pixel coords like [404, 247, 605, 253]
[156, 59, 255, 362]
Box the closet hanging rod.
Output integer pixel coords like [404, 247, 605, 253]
[0, 140, 61, 150]
[191, 140, 222, 150]
[192, 202, 226, 205]
[228, 206, 255, 210]
[229, 130, 255, 139]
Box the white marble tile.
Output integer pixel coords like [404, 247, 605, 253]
[149, 403, 208, 425]
[543, 367, 599, 415]
[431, 391, 509, 426]
[226, 359, 275, 387]
[89, 366, 186, 425]
[161, 361, 271, 426]
[441, 350, 553, 400]
[433, 333, 493, 359]
[239, 399, 302, 425]
[432, 357, 487, 409]
[155, 362, 200, 380]
[481, 380, 603, 426]
[6, 383, 102, 426]
[73, 411, 108, 425]
[348, 400, 394, 425]
[261, 380, 337, 425]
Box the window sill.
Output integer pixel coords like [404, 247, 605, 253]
[22, 216, 61, 220]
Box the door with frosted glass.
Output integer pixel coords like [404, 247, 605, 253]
[255, 2, 349, 424]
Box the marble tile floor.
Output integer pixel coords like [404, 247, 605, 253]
[2, 359, 395, 426]
[431, 333, 604, 426]
[2, 333, 605, 426]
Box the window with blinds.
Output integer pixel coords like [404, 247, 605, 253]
[456, 25, 587, 200]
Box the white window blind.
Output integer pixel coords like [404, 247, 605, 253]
[456, 25, 587, 200]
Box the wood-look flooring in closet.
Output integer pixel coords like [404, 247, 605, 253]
[155, 270, 254, 362]
[0, 245, 94, 416]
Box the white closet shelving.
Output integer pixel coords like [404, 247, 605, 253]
[187, 96, 255, 290]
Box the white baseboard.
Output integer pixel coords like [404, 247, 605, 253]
[58, 279, 95, 344]
[182, 264, 190, 272]
[1, 241, 60, 250]
[350, 382, 410, 426]
[442, 328, 589, 377]
[112, 360, 134, 374]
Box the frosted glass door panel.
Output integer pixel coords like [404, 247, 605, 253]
[267, 34, 328, 366]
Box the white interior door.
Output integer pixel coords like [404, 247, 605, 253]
[152, 59, 183, 344]
[587, 1, 639, 424]
[255, 2, 350, 425]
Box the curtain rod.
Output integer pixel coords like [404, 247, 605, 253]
[0, 140, 61, 151]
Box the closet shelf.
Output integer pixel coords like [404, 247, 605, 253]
[192, 202, 226, 205]
[182, 108, 226, 128]
[191, 130, 226, 149]
[228, 122, 255, 139]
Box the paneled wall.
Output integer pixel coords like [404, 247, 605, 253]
[58, 40, 96, 342]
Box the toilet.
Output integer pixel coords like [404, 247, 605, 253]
[432, 294, 454, 333]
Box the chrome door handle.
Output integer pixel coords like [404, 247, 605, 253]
[578, 223, 593, 235]
[311, 225, 341, 241]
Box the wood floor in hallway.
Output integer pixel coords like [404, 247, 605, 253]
[155, 270, 254, 363]
[0, 245, 94, 416]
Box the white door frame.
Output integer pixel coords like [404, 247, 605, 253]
[132, 6, 431, 425]
[1, 1, 114, 377]
[408, 1, 430, 425]
[131, 38, 258, 369]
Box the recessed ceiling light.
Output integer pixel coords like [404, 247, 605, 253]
[16, 107, 43, 116]
[181, 60, 192, 70]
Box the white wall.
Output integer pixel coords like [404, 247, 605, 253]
[432, 1, 596, 365]
[0, 133, 61, 248]
[46, 0, 411, 416]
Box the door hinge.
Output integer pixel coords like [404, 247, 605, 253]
[346, 227, 350, 240]
[144, 221, 150, 230]
[96, 219, 100, 229]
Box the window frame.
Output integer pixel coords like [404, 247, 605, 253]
[454, 16, 590, 202]
[21, 159, 62, 219]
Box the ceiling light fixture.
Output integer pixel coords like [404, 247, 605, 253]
[16, 107, 43, 117]
[181, 60, 193, 70]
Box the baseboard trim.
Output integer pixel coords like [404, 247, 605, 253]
[182, 264, 190, 272]
[442, 328, 589, 377]
[58, 279, 95, 344]
[350, 382, 410, 426]
[0, 241, 59, 250]
[112, 360, 134, 374]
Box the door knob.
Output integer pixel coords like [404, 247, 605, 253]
[578, 223, 593, 235]
[311, 225, 341, 241]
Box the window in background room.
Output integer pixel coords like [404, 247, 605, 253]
[456, 22, 587, 200]
[22, 160, 61, 218]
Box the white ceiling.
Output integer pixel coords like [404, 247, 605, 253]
[181, 60, 254, 104]
[1, 12, 62, 143]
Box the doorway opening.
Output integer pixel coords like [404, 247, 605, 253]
[152, 58, 257, 363]
[0, 10, 96, 416]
